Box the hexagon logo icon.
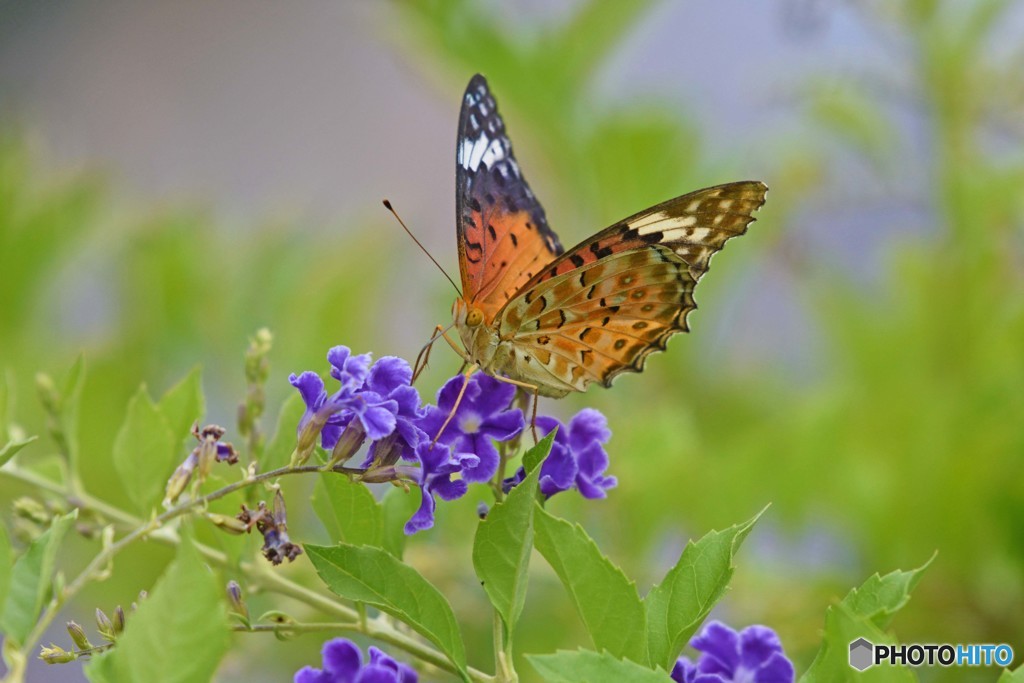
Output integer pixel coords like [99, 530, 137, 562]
[849, 638, 874, 671]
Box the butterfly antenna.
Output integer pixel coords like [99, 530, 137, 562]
[383, 199, 463, 298]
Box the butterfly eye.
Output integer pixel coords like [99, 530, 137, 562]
[466, 308, 484, 327]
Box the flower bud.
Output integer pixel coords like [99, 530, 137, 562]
[66, 621, 92, 651]
[113, 606, 126, 635]
[95, 609, 115, 641]
[226, 580, 249, 620]
[39, 644, 76, 664]
[205, 512, 249, 535]
[326, 421, 366, 468]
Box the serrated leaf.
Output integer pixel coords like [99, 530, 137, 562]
[999, 664, 1024, 682]
[312, 474, 383, 547]
[261, 393, 304, 471]
[843, 554, 934, 630]
[158, 366, 204, 444]
[529, 649, 673, 683]
[0, 523, 14, 627]
[800, 557, 933, 683]
[644, 507, 765, 669]
[0, 510, 77, 645]
[472, 433, 552, 633]
[0, 434, 37, 468]
[305, 543, 468, 679]
[380, 486, 419, 559]
[112, 385, 178, 513]
[533, 505, 646, 664]
[86, 534, 230, 683]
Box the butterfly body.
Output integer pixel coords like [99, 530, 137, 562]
[449, 75, 766, 397]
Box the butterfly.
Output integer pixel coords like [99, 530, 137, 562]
[440, 74, 766, 400]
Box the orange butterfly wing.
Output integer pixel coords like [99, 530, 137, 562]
[494, 182, 768, 395]
[456, 75, 562, 322]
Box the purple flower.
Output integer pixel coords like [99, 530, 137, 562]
[672, 621, 794, 683]
[503, 408, 616, 499]
[403, 440, 479, 534]
[416, 374, 523, 483]
[295, 638, 417, 683]
[361, 357, 427, 466]
[289, 347, 400, 454]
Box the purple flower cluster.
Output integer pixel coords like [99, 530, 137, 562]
[296, 638, 417, 683]
[502, 408, 617, 500]
[291, 346, 618, 532]
[672, 621, 794, 683]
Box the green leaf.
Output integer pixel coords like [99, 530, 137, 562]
[112, 385, 178, 513]
[0, 510, 77, 645]
[800, 557, 933, 683]
[522, 430, 556, 473]
[472, 433, 552, 633]
[158, 366, 205, 444]
[312, 474, 383, 547]
[305, 543, 468, 679]
[529, 649, 673, 683]
[0, 523, 14, 624]
[380, 486, 419, 559]
[999, 664, 1024, 682]
[261, 393, 304, 471]
[533, 504, 647, 664]
[60, 354, 86, 474]
[0, 434, 37, 469]
[86, 533, 230, 683]
[644, 507, 765, 669]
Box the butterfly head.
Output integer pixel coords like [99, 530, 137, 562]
[452, 298, 498, 368]
[452, 298, 485, 328]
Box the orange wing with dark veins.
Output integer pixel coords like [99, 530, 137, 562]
[495, 181, 767, 393]
[456, 75, 563, 322]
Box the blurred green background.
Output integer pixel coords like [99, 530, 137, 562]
[1, 1, 1022, 681]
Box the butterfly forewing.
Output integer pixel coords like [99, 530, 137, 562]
[495, 181, 767, 393]
[456, 75, 563, 321]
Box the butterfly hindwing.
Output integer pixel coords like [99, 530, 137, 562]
[456, 75, 562, 321]
[496, 181, 767, 393]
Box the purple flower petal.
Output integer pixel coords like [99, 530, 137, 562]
[327, 346, 372, 388]
[457, 435, 499, 483]
[322, 638, 362, 680]
[294, 666, 332, 683]
[367, 357, 413, 396]
[432, 476, 468, 501]
[290, 371, 326, 410]
[538, 446, 577, 496]
[405, 488, 437, 534]
[470, 374, 516, 415]
[671, 658, 697, 683]
[568, 408, 611, 448]
[480, 407, 525, 442]
[355, 401, 398, 441]
[739, 625, 785, 670]
[692, 621, 741, 673]
[752, 652, 795, 683]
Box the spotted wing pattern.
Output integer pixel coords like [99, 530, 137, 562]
[495, 181, 767, 394]
[456, 74, 562, 322]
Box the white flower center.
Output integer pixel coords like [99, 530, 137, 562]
[458, 411, 482, 434]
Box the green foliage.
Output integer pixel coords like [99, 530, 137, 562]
[305, 543, 469, 679]
[472, 433, 553, 635]
[0, 511, 76, 645]
[112, 385, 178, 513]
[312, 474, 384, 547]
[157, 366, 204, 447]
[86, 534, 230, 683]
[644, 508, 765, 670]
[528, 649, 673, 683]
[0, 434, 36, 469]
[380, 486, 419, 559]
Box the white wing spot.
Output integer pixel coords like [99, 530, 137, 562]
[686, 200, 701, 212]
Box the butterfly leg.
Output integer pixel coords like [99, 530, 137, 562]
[430, 364, 479, 447]
[412, 324, 462, 384]
[491, 375, 541, 443]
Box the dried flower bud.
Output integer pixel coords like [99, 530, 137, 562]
[205, 512, 249, 535]
[95, 609, 115, 641]
[164, 452, 198, 505]
[236, 490, 303, 565]
[477, 502, 489, 519]
[66, 622, 92, 651]
[39, 644, 76, 664]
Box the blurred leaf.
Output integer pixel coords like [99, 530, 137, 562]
[0, 369, 10, 437]
[533, 504, 647, 664]
[0, 523, 13, 624]
[158, 366, 205, 446]
[112, 385, 177, 513]
[60, 354, 86, 474]
[261, 393, 303, 471]
[0, 510, 77, 645]
[801, 558, 933, 682]
[999, 664, 1024, 682]
[810, 86, 896, 169]
[644, 507, 765, 670]
[305, 543, 468, 679]
[380, 486, 419, 559]
[0, 434, 37, 469]
[473, 432, 553, 634]
[528, 649, 672, 683]
[86, 533, 230, 683]
[312, 474, 383, 547]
